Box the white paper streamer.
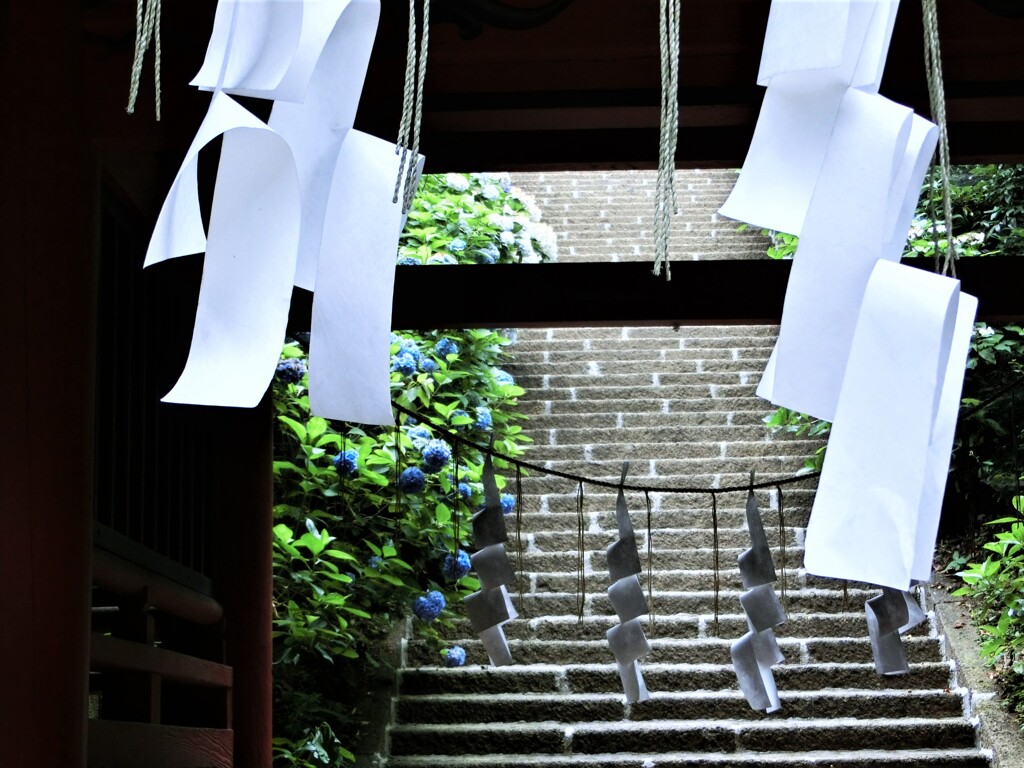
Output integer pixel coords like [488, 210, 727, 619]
[144, 92, 300, 407]
[804, 261, 962, 590]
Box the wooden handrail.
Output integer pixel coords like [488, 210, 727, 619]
[91, 633, 232, 689]
[92, 547, 223, 625]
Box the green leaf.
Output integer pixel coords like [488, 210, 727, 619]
[279, 415, 308, 443]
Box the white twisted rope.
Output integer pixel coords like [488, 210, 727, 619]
[922, 0, 955, 277]
[127, 0, 162, 120]
[393, 0, 431, 211]
[653, 0, 681, 280]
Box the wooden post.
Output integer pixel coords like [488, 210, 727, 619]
[215, 393, 275, 767]
[0, 3, 94, 767]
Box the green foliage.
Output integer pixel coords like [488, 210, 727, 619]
[762, 407, 829, 473]
[271, 172, 553, 765]
[915, 164, 1024, 260]
[736, 224, 799, 260]
[954, 516, 1024, 725]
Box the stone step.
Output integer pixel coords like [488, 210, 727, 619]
[527, 457, 808, 477]
[525, 526, 801, 552]
[518, 471, 809, 495]
[398, 662, 954, 698]
[443, 612, 881, 642]
[406, 635, 943, 668]
[395, 687, 962, 726]
[388, 716, 974, 756]
[516, 372, 762, 389]
[504, 505, 811, 531]
[522, 488, 816, 515]
[534, 385, 765, 404]
[515, 397, 772, 417]
[479, 588, 880, 620]
[517, 546, 805, 573]
[389, 747, 989, 768]
[510, 359, 772, 375]
[530, 424, 772, 445]
[509, 411, 777, 429]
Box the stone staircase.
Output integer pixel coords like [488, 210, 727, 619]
[386, 323, 989, 768]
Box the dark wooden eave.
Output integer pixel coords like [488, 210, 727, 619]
[82, 0, 1024, 170]
[283, 256, 1024, 332]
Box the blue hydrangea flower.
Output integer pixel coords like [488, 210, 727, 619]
[434, 338, 459, 358]
[333, 449, 359, 475]
[406, 426, 432, 449]
[398, 256, 420, 266]
[499, 230, 515, 246]
[445, 645, 466, 667]
[442, 550, 471, 581]
[368, 555, 383, 570]
[498, 173, 513, 193]
[448, 238, 467, 253]
[500, 493, 516, 515]
[391, 351, 417, 376]
[404, 416, 418, 426]
[457, 481, 473, 501]
[480, 184, 500, 200]
[275, 358, 307, 384]
[475, 408, 492, 431]
[476, 252, 496, 265]
[412, 590, 446, 621]
[493, 369, 515, 386]
[451, 408, 470, 430]
[428, 254, 458, 265]
[487, 213, 514, 231]
[420, 358, 438, 373]
[398, 466, 426, 493]
[399, 338, 421, 357]
[445, 173, 470, 192]
[421, 439, 452, 473]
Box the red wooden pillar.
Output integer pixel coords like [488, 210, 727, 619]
[215, 394, 275, 767]
[0, 3, 94, 767]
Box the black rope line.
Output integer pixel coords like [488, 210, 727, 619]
[515, 464, 526, 617]
[392, 401, 820, 495]
[576, 481, 586, 624]
[1013, 389, 1021, 508]
[452, 439, 461, 558]
[960, 374, 1024, 419]
[393, 417, 403, 520]
[711, 490, 720, 637]
[645, 489, 655, 635]
[776, 484, 788, 613]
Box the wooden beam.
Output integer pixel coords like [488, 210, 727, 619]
[87, 721, 232, 768]
[91, 634, 233, 689]
[92, 547, 224, 626]
[287, 257, 1024, 334]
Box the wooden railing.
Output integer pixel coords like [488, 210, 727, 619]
[89, 547, 233, 768]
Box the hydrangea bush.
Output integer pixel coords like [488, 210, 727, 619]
[271, 172, 554, 767]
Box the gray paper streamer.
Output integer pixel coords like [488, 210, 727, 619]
[607, 534, 642, 583]
[603, 462, 652, 703]
[479, 624, 513, 667]
[731, 477, 787, 712]
[465, 584, 517, 635]
[609, 574, 649, 624]
[731, 629, 783, 713]
[471, 543, 517, 591]
[607, 618, 652, 666]
[741, 583, 787, 633]
[462, 455, 520, 666]
[617, 660, 650, 704]
[738, 485, 777, 588]
[865, 587, 924, 675]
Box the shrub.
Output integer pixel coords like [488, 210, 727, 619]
[270, 172, 554, 766]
